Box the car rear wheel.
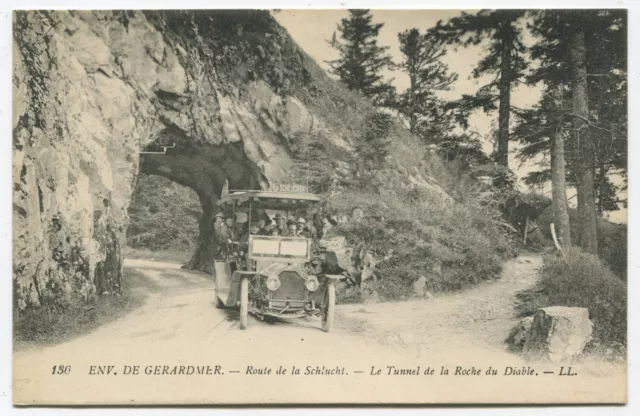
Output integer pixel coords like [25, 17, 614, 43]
[239, 278, 249, 330]
[322, 282, 336, 332]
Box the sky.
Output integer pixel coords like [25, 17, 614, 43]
[275, 10, 543, 147]
[274, 10, 627, 223]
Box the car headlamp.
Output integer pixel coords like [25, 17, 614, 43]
[266, 275, 281, 291]
[305, 277, 319, 292]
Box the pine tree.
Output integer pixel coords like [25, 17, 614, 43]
[519, 9, 627, 253]
[394, 28, 458, 142]
[513, 87, 572, 246]
[433, 10, 527, 167]
[327, 10, 395, 106]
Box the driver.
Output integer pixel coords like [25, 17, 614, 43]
[239, 221, 261, 255]
[271, 212, 290, 236]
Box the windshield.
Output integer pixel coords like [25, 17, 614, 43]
[249, 235, 310, 260]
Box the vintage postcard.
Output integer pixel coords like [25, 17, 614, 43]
[12, 7, 628, 405]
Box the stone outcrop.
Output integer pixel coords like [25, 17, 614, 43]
[506, 316, 534, 351]
[412, 276, 427, 298]
[12, 10, 361, 311]
[521, 307, 593, 362]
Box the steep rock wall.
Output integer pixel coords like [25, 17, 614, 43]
[12, 10, 353, 310]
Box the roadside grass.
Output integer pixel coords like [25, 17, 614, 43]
[13, 268, 154, 351]
[123, 246, 191, 265]
[536, 208, 627, 280]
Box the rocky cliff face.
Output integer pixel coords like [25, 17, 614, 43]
[12, 10, 356, 310]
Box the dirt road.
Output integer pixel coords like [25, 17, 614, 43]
[13, 255, 625, 404]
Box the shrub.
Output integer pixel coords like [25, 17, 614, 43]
[325, 178, 514, 299]
[536, 207, 627, 280]
[355, 111, 394, 167]
[540, 247, 627, 345]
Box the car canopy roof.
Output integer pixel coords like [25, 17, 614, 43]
[217, 189, 321, 209]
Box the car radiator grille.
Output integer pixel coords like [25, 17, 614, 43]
[272, 271, 306, 301]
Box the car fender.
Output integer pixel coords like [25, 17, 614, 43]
[321, 274, 346, 281]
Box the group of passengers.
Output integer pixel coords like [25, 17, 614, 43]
[213, 211, 316, 259]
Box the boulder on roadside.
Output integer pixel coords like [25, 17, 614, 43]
[412, 275, 427, 298]
[506, 316, 534, 352]
[523, 306, 593, 362]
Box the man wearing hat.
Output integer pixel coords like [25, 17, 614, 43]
[296, 217, 312, 238]
[213, 211, 231, 258]
[271, 212, 290, 237]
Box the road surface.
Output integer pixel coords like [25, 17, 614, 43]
[13, 255, 625, 404]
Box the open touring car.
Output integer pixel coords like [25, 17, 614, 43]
[212, 182, 344, 331]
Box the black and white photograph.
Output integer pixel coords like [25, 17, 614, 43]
[9, 4, 630, 405]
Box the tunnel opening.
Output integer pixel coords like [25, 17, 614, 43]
[130, 126, 265, 272]
[126, 173, 200, 262]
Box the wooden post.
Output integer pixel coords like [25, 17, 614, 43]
[550, 223, 567, 260]
[523, 216, 529, 245]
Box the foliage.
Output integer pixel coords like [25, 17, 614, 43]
[433, 10, 528, 166]
[356, 111, 394, 166]
[516, 10, 628, 213]
[324, 143, 517, 300]
[326, 9, 395, 106]
[437, 133, 492, 167]
[393, 28, 458, 142]
[500, 192, 550, 231]
[535, 207, 627, 280]
[326, 185, 514, 300]
[539, 248, 626, 346]
[126, 174, 200, 254]
[290, 132, 339, 194]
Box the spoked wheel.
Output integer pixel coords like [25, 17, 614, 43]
[321, 282, 336, 332]
[239, 278, 249, 330]
[213, 265, 224, 309]
[215, 293, 225, 309]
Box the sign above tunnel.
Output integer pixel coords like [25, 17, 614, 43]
[268, 183, 310, 193]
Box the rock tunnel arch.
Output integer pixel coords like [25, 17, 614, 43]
[136, 126, 265, 272]
[12, 9, 357, 314]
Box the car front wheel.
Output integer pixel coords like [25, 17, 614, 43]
[321, 282, 335, 332]
[239, 278, 249, 330]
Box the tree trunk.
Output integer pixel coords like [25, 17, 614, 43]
[408, 64, 417, 134]
[596, 159, 607, 216]
[570, 28, 598, 254]
[550, 127, 571, 248]
[185, 193, 216, 273]
[497, 27, 512, 167]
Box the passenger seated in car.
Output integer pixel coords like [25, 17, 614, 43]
[257, 213, 273, 235]
[287, 218, 298, 236]
[225, 216, 237, 241]
[296, 217, 312, 238]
